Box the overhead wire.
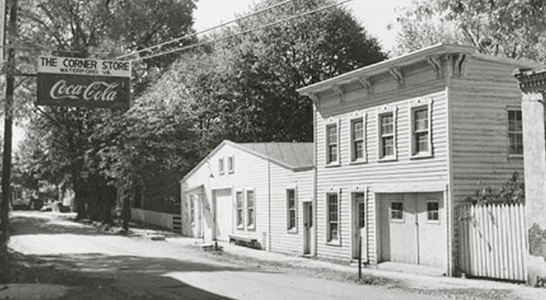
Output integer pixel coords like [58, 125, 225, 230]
[130, 0, 355, 63]
[116, 0, 299, 60]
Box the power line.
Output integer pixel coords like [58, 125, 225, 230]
[131, 0, 355, 63]
[117, 0, 299, 60]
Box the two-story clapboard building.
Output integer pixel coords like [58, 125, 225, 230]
[297, 43, 541, 275]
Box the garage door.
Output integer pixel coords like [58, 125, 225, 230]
[380, 192, 446, 268]
[213, 189, 233, 242]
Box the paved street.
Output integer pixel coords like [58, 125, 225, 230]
[7, 211, 447, 300]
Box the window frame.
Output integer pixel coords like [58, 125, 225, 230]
[286, 188, 297, 233]
[326, 190, 341, 245]
[246, 189, 256, 230]
[507, 108, 523, 157]
[218, 157, 225, 175]
[227, 155, 235, 174]
[377, 106, 397, 162]
[410, 98, 433, 159]
[390, 200, 404, 223]
[350, 113, 367, 164]
[426, 200, 440, 224]
[235, 190, 244, 230]
[189, 195, 195, 225]
[325, 118, 341, 166]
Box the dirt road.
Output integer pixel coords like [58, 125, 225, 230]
[7, 211, 451, 300]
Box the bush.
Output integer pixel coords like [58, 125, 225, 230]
[465, 172, 524, 205]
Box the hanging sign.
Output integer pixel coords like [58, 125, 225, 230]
[37, 56, 131, 109]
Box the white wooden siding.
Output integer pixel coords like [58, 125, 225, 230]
[269, 163, 313, 254]
[182, 144, 270, 248]
[451, 57, 525, 204]
[315, 73, 450, 262]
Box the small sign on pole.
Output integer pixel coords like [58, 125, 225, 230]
[37, 56, 132, 109]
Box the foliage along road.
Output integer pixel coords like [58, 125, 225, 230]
[8, 211, 445, 300]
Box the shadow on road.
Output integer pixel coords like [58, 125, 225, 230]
[10, 214, 104, 236]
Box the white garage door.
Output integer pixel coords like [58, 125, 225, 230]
[213, 189, 233, 242]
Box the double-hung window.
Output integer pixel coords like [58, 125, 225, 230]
[218, 158, 225, 175]
[246, 190, 255, 229]
[227, 156, 234, 173]
[287, 189, 296, 231]
[326, 122, 339, 165]
[410, 98, 433, 158]
[236, 191, 244, 229]
[379, 112, 395, 160]
[350, 117, 365, 162]
[508, 109, 523, 156]
[327, 193, 339, 243]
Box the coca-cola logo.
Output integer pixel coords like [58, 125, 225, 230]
[49, 80, 120, 102]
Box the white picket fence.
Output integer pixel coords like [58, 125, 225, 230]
[131, 208, 181, 232]
[458, 203, 527, 281]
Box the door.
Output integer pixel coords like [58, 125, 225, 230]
[213, 189, 233, 242]
[352, 192, 367, 261]
[380, 192, 446, 268]
[415, 192, 445, 267]
[303, 202, 313, 255]
[380, 193, 418, 264]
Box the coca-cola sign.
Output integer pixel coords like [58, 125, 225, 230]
[37, 56, 131, 109]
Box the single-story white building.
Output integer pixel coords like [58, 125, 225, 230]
[180, 140, 314, 255]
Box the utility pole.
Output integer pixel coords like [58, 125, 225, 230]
[0, 0, 18, 251]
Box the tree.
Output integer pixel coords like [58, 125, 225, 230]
[395, 0, 546, 61]
[189, 0, 386, 151]
[14, 0, 197, 222]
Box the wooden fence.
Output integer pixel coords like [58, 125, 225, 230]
[131, 208, 181, 233]
[457, 203, 527, 281]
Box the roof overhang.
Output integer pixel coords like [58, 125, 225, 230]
[297, 43, 476, 96]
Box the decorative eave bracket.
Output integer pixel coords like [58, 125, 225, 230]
[331, 84, 345, 102]
[389, 67, 404, 87]
[303, 92, 320, 106]
[427, 55, 443, 78]
[452, 54, 468, 78]
[357, 76, 372, 95]
[514, 68, 546, 95]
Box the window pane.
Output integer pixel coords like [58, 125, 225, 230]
[381, 114, 393, 135]
[247, 191, 255, 227]
[414, 108, 428, 131]
[354, 140, 364, 160]
[508, 110, 523, 155]
[353, 119, 363, 139]
[415, 132, 429, 153]
[327, 124, 337, 143]
[427, 201, 439, 221]
[329, 145, 338, 163]
[391, 202, 403, 220]
[382, 136, 394, 156]
[355, 193, 365, 228]
[328, 194, 339, 241]
[236, 192, 243, 226]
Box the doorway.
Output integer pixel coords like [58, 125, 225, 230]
[303, 202, 313, 255]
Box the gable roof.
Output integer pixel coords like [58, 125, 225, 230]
[180, 140, 314, 183]
[297, 43, 543, 95]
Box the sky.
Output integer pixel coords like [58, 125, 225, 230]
[193, 0, 411, 52]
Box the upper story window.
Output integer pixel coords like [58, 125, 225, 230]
[378, 112, 396, 160]
[218, 158, 225, 175]
[508, 109, 523, 156]
[236, 191, 244, 229]
[246, 190, 255, 229]
[287, 189, 296, 231]
[326, 122, 339, 165]
[410, 98, 433, 158]
[350, 117, 365, 163]
[227, 156, 234, 173]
